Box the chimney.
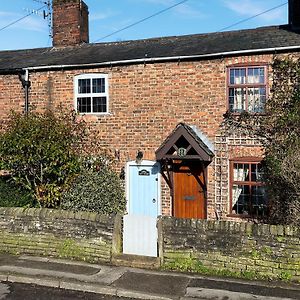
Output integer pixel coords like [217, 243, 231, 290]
[289, 0, 300, 30]
[52, 0, 89, 47]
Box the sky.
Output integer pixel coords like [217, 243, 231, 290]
[0, 0, 289, 51]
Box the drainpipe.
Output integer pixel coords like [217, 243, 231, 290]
[19, 69, 31, 114]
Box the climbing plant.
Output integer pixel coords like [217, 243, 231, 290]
[224, 57, 300, 225]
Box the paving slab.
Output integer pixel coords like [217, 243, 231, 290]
[185, 287, 296, 300]
[1, 259, 100, 275]
[189, 278, 300, 300]
[113, 271, 190, 297]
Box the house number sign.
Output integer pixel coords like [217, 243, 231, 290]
[177, 147, 187, 157]
[139, 169, 150, 176]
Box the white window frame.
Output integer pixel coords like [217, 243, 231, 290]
[74, 74, 109, 114]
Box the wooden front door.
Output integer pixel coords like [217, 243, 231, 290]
[173, 161, 206, 219]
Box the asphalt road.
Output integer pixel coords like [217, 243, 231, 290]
[0, 282, 135, 300]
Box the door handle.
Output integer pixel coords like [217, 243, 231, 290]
[152, 198, 156, 203]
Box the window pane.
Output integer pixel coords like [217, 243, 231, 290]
[251, 186, 268, 216]
[248, 87, 266, 113]
[78, 79, 91, 94]
[229, 88, 246, 112]
[93, 97, 107, 113]
[92, 78, 105, 93]
[232, 184, 250, 215]
[248, 67, 265, 84]
[77, 97, 91, 113]
[230, 68, 246, 84]
[251, 163, 263, 182]
[233, 163, 250, 181]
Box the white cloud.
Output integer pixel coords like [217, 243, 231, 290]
[0, 11, 16, 17]
[173, 3, 206, 19]
[222, 0, 286, 22]
[90, 10, 119, 21]
[0, 11, 47, 32]
[137, 0, 174, 4]
[18, 16, 47, 32]
[129, 0, 205, 18]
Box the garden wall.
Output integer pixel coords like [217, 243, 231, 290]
[0, 208, 122, 263]
[158, 217, 300, 282]
[1, 208, 299, 282]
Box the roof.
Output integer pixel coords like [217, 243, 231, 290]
[1, 25, 300, 72]
[155, 123, 214, 162]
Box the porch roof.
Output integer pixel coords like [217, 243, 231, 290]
[155, 123, 214, 162]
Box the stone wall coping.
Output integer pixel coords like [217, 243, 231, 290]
[0, 207, 115, 223]
[159, 216, 299, 237]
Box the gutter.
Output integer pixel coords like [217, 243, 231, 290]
[0, 44, 300, 74]
[22, 45, 300, 72]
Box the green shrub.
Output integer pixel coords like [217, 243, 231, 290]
[0, 110, 85, 208]
[60, 166, 126, 215]
[0, 176, 34, 207]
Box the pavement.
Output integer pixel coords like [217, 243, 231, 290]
[0, 253, 300, 300]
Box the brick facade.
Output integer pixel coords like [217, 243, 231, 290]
[0, 53, 278, 220]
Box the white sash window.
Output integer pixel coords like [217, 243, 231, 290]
[74, 74, 109, 114]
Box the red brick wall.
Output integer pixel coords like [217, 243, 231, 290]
[0, 53, 279, 219]
[0, 75, 24, 124]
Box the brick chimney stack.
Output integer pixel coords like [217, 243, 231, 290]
[289, 0, 300, 30]
[52, 0, 89, 47]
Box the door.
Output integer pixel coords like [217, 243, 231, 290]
[173, 161, 206, 219]
[123, 161, 160, 257]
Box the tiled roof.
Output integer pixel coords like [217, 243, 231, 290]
[1, 25, 300, 72]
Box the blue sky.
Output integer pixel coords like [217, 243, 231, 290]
[0, 0, 288, 50]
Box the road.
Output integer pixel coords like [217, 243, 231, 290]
[0, 282, 135, 300]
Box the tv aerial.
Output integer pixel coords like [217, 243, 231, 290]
[24, 0, 52, 38]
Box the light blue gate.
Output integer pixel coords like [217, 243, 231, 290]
[123, 160, 160, 257]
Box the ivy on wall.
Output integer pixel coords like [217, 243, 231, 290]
[223, 57, 300, 225]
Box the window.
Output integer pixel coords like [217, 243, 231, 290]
[74, 74, 109, 114]
[230, 159, 267, 217]
[228, 66, 267, 113]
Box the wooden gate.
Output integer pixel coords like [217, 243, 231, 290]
[123, 160, 160, 257]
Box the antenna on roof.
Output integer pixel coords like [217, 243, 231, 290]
[25, 0, 52, 39]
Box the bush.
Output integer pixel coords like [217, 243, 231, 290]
[0, 110, 85, 208]
[0, 176, 34, 207]
[60, 166, 126, 215]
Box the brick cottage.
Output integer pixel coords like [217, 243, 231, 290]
[0, 0, 300, 230]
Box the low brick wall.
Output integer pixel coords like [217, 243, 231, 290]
[0, 208, 121, 263]
[159, 217, 300, 282]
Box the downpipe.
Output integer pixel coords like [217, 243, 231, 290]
[19, 69, 31, 114]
